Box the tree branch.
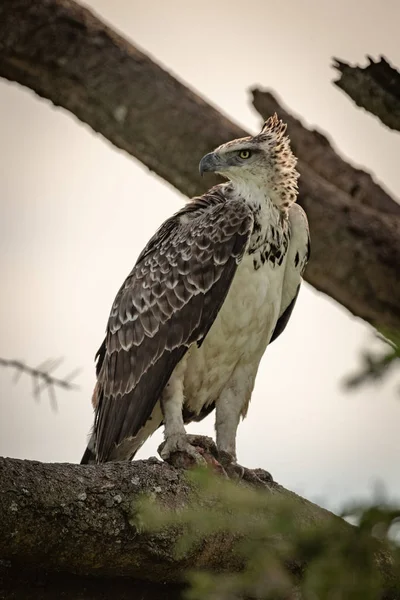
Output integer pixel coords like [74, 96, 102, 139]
[1, 456, 399, 599]
[333, 56, 400, 131]
[252, 89, 400, 216]
[0, 357, 79, 409]
[251, 90, 400, 334]
[0, 0, 399, 334]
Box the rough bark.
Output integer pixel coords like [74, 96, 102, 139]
[252, 90, 400, 333]
[333, 56, 400, 132]
[0, 0, 234, 199]
[252, 88, 400, 216]
[292, 163, 399, 334]
[0, 0, 399, 334]
[1, 456, 399, 600]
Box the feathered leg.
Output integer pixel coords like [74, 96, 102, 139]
[159, 357, 204, 463]
[215, 363, 254, 460]
[215, 364, 273, 483]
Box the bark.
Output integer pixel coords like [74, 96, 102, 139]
[252, 90, 400, 333]
[1, 455, 399, 600]
[0, 0, 399, 334]
[293, 163, 399, 335]
[333, 56, 400, 132]
[252, 89, 400, 216]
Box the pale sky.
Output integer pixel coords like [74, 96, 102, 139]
[0, 0, 399, 512]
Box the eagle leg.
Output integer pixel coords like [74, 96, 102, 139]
[158, 358, 209, 463]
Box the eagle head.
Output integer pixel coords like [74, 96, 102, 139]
[199, 113, 299, 210]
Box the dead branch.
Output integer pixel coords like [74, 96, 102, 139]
[0, 1, 399, 334]
[252, 88, 400, 216]
[251, 90, 400, 334]
[333, 56, 400, 131]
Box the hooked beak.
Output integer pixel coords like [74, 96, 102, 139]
[199, 152, 221, 176]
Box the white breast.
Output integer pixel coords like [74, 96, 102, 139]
[183, 251, 287, 414]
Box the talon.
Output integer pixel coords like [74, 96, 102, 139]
[217, 450, 274, 486]
[252, 468, 274, 484]
[185, 435, 219, 458]
[223, 462, 245, 481]
[217, 450, 237, 468]
[241, 467, 273, 487]
[158, 433, 206, 466]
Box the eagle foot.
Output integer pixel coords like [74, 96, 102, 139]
[217, 451, 274, 487]
[158, 435, 229, 474]
[158, 435, 273, 486]
[158, 434, 207, 467]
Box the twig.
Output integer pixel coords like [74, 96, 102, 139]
[343, 332, 400, 391]
[0, 357, 80, 409]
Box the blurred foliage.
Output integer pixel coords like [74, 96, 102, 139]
[138, 468, 400, 600]
[344, 330, 400, 393]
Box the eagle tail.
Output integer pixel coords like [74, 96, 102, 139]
[79, 428, 146, 463]
[80, 432, 97, 464]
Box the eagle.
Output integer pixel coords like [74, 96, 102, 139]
[81, 114, 310, 472]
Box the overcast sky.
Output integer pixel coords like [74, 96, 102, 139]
[0, 0, 399, 512]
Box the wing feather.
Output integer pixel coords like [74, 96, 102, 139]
[94, 187, 253, 461]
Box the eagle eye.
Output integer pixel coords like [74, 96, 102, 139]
[239, 149, 251, 159]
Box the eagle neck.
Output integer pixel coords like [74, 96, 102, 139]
[229, 180, 281, 222]
[227, 180, 290, 260]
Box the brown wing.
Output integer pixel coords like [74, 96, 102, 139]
[94, 188, 253, 462]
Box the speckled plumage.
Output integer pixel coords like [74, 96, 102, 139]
[81, 114, 310, 465]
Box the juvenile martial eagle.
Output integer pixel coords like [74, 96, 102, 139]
[81, 114, 310, 470]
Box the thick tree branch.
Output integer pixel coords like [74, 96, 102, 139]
[333, 56, 400, 131]
[0, 0, 399, 334]
[1, 456, 399, 599]
[251, 91, 400, 333]
[252, 89, 400, 216]
[0, 0, 235, 199]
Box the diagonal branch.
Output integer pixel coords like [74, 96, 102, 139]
[252, 88, 400, 216]
[251, 90, 400, 335]
[0, 0, 399, 334]
[0, 0, 233, 199]
[333, 56, 400, 131]
[0, 456, 399, 599]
